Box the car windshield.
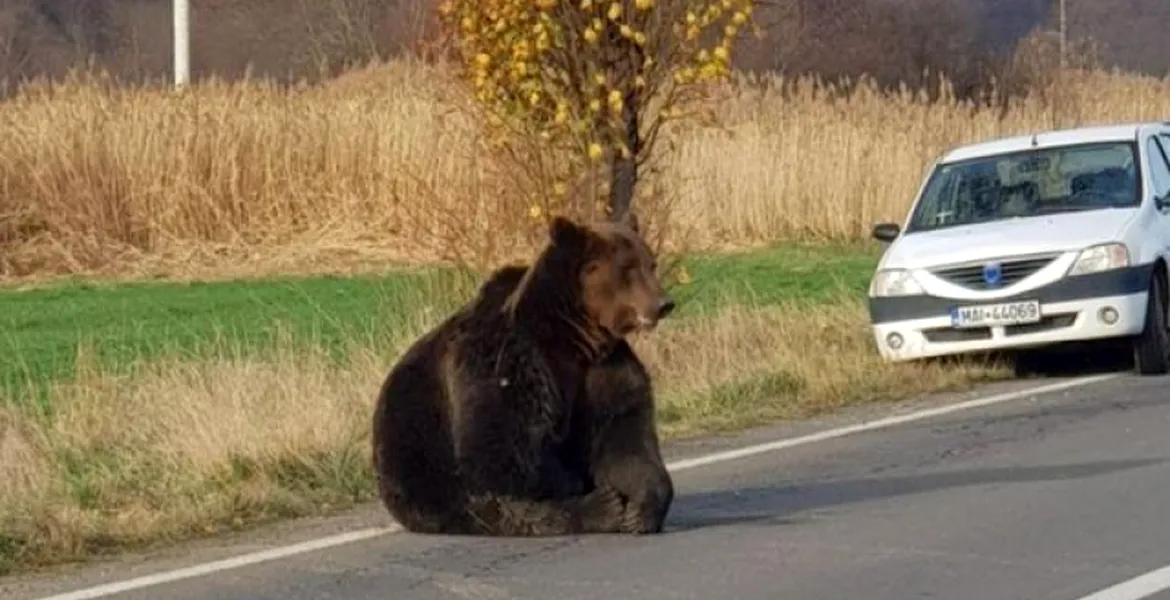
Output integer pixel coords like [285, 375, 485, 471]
[906, 141, 1140, 232]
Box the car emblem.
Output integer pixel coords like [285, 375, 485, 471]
[982, 262, 1004, 287]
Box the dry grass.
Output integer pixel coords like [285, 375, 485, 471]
[2, 60, 1170, 282]
[0, 297, 1009, 575]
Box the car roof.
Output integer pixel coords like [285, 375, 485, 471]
[939, 121, 1166, 164]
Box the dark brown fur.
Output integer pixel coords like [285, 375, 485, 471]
[577, 338, 674, 533]
[371, 215, 673, 536]
[466, 222, 675, 534]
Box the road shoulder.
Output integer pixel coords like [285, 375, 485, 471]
[0, 373, 1119, 600]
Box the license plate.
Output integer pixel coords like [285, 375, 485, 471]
[949, 300, 1042, 329]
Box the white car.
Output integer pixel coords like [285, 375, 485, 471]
[867, 121, 1170, 375]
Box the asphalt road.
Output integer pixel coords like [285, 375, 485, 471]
[6, 370, 1170, 600]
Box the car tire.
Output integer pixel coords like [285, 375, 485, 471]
[1133, 275, 1170, 376]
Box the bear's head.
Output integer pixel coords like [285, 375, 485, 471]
[548, 214, 676, 339]
[503, 214, 676, 357]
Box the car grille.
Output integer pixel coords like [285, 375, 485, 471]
[930, 254, 1060, 290]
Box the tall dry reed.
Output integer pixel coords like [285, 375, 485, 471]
[3, 60, 1169, 282]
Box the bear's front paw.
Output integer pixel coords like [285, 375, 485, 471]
[581, 485, 629, 532]
[619, 506, 652, 534]
[617, 496, 669, 534]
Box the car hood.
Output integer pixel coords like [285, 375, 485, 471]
[883, 208, 1139, 270]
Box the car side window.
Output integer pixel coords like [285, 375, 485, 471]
[1147, 137, 1170, 205]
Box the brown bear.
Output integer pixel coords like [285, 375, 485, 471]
[478, 263, 675, 534]
[371, 214, 675, 536]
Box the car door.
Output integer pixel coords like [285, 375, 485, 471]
[1147, 134, 1170, 269]
[1149, 135, 1170, 208]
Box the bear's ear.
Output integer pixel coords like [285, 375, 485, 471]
[549, 216, 588, 249]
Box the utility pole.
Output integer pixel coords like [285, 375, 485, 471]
[1059, 0, 1067, 69]
[174, 0, 190, 88]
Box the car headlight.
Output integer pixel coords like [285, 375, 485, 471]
[1067, 243, 1129, 277]
[869, 268, 925, 297]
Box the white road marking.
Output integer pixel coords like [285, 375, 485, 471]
[29, 372, 1121, 600]
[666, 373, 1120, 472]
[1072, 564, 1170, 600]
[30, 527, 400, 600]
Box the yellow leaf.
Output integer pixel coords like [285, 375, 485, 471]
[528, 204, 543, 219]
[634, 0, 653, 9]
[676, 265, 692, 285]
[587, 143, 603, 160]
[584, 28, 598, 43]
[607, 2, 621, 20]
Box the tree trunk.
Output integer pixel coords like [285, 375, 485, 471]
[607, 89, 638, 221]
[607, 40, 643, 221]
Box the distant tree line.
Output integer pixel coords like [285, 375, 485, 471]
[0, 0, 1166, 97]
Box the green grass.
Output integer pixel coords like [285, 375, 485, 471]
[670, 241, 880, 316]
[0, 242, 882, 402]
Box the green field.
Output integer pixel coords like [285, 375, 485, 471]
[0, 242, 882, 403]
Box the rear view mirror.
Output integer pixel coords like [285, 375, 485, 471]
[872, 222, 901, 243]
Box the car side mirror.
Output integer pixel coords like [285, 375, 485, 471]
[872, 222, 901, 243]
[1157, 194, 1169, 212]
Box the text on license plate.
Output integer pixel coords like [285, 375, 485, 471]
[949, 300, 1042, 328]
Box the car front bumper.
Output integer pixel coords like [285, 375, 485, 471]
[867, 263, 1155, 362]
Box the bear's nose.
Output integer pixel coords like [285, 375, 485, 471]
[657, 298, 676, 319]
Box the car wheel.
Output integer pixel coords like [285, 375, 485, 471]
[1133, 275, 1170, 376]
